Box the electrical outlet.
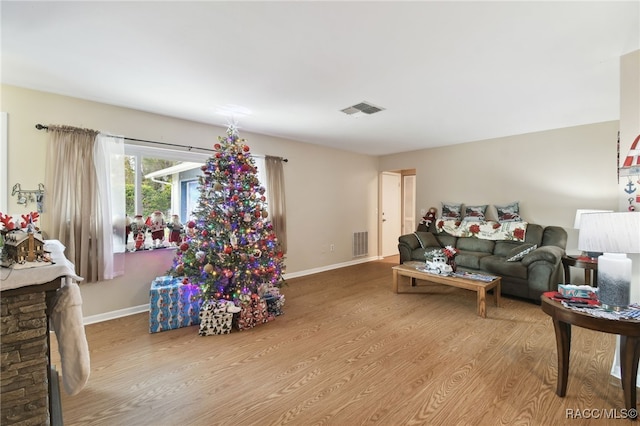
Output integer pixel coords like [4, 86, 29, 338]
[330, 244, 335, 252]
[420, 208, 426, 216]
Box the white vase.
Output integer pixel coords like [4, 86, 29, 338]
[597, 253, 632, 310]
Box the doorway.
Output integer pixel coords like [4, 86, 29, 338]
[380, 170, 416, 258]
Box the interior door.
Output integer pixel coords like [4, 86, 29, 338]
[381, 172, 401, 257]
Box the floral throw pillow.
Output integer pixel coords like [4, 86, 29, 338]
[495, 202, 522, 223]
[441, 202, 462, 220]
[463, 205, 487, 222]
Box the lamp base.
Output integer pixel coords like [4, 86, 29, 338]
[597, 253, 632, 310]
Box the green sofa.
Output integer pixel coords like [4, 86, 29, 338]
[397, 222, 567, 302]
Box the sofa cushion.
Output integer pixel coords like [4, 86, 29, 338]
[413, 232, 440, 249]
[506, 244, 537, 262]
[456, 237, 495, 254]
[542, 226, 568, 249]
[410, 247, 439, 261]
[523, 224, 544, 246]
[480, 255, 528, 280]
[436, 234, 458, 248]
[494, 241, 526, 257]
[456, 251, 492, 269]
[462, 205, 488, 222]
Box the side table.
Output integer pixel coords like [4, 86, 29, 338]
[561, 255, 598, 285]
[540, 295, 640, 418]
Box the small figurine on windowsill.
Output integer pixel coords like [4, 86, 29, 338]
[146, 211, 166, 248]
[135, 231, 145, 251]
[167, 214, 184, 246]
[130, 214, 147, 251]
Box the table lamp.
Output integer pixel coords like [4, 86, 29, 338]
[573, 209, 613, 259]
[578, 211, 640, 310]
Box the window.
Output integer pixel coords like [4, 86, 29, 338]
[123, 144, 270, 250]
[124, 144, 208, 224]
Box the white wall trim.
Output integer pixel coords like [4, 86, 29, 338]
[282, 256, 381, 279]
[81, 257, 383, 324]
[83, 304, 149, 325]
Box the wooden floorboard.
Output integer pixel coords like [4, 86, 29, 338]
[51, 256, 630, 425]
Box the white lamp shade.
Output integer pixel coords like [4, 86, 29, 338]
[578, 212, 640, 254]
[573, 209, 613, 229]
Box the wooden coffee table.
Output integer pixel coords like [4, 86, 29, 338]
[392, 263, 501, 318]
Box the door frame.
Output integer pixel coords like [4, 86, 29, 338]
[378, 169, 416, 258]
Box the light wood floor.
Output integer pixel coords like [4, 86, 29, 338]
[51, 256, 631, 425]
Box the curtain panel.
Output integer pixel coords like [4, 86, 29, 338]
[44, 126, 124, 282]
[94, 134, 126, 278]
[264, 156, 287, 253]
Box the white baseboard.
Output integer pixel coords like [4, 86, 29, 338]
[82, 257, 382, 325]
[83, 304, 149, 325]
[282, 256, 381, 279]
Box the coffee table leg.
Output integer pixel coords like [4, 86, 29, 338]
[477, 288, 486, 318]
[552, 319, 571, 397]
[392, 269, 399, 293]
[494, 280, 501, 307]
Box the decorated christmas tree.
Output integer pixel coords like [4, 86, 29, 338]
[169, 125, 285, 320]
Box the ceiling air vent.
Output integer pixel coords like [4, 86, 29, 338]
[340, 101, 385, 116]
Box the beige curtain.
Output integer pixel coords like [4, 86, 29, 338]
[44, 125, 101, 282]
[265, 156, 287, 253]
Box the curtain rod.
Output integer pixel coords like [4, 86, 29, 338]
[35, 123, 288, 162]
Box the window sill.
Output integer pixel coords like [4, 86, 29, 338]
[124, 245, 177, 254]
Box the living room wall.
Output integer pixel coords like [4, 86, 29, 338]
[379, 120, 620, 257]
[1, 85, 380, 319]
[0, 84, 627, 318]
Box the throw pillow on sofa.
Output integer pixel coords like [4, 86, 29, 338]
[506, 243, 537, 262]
[441, 202, 462, 220]
[462, 205, 488, 221]
[495, 201, 522, 223]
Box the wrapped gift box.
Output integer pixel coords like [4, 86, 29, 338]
[149, 276, 202, 333]
[198, 299, 236, 335]
[235, 295, 272, 331]
[264, 294, 285, 317]
[259, 283, 285, 317]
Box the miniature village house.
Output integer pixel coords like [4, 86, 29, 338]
[4, 228, 45, 263]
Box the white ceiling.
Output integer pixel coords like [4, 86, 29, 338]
[2, 1, 638, 156]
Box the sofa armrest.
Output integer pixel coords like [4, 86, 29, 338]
[398, 233, 421, 250]
[398, 233, 421, 263]
[521, 245, 564, 267]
